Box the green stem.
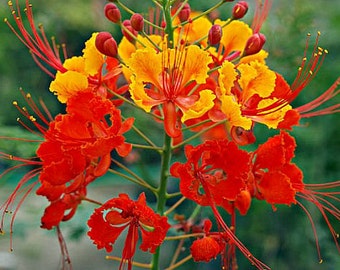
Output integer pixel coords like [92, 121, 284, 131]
[151, 2, 175, 269]
[151, 133, 173, 270]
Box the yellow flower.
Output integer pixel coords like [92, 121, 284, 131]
[127, 44, 214, 137]
[218, 59, 282, 129]
[49, 33, 105, 103]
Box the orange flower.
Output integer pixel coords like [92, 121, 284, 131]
[88, 193, 170, 270]
[127, 44, 215, 137]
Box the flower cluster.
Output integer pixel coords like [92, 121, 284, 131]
[1, 0, 339, 269]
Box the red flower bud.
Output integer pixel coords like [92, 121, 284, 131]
[95, 32, 118, 58]
[232, 1, 249, 19]
[178, 3, 191, 23]
[104, 3, 121, 23]
[130, 13, 144, 32]
[208, 24, 222, 45]
[122, 20, 138, 43]
[243, 33, 266, 56]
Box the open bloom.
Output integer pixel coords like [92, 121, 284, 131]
[36, 91, 133, 229]
[249, 131, 340, 261]
[171, 139, 252, 214]
[127, 44, 215, 137]
[87, 193, 170, 270]
[1, 90, 134, 231]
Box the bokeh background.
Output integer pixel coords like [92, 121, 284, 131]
[0, 0, 339, 269]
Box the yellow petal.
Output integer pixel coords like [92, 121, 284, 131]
[254, 98, 293, 129]
[238, 61, 276, 101]
[129, 77, 161, 112]
[218, 61, 238, 96]
[127, 47, 162, 88]
[119, 35, 163, 82]
[181, 45, 212, 85]
[175, 15, 212, 47]
[239, 49, 269, 64]
[216, 20, 252, 55]
[220, 95, 252, 130]
[63, 56, 85, 73]
[82, 32, 104, 76]
[181, 90, 216, 122]
[49, 71, 88, 103]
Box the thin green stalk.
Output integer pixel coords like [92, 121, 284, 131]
[110, 159, 157, 190]
[151, 133, 173, 270]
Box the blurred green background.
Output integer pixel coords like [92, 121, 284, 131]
[0, 0, 339, 269]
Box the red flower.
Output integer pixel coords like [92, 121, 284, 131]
[171, 139, 252, 214]
[36, 91, 133, 229]
[250, 131, 340, 260]
[87, 193, 170, 270]
[190, 219, 225, 262]
[250, 131, 301, 206]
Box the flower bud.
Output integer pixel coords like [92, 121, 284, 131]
[95, 32, 118, 58]
[130, 13, 144, 32]
[243, 33, 266, 56]
[208, 24, 222, 45]
[122, 20, 138, 43]
[104, 3, 121, 23]
[231, 126, 256, 146]
[232, 1, 248, 19]
[178, 3, 191, 23]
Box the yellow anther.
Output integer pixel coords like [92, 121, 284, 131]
[8, 1, 13, 6]
[319, 259, 323, 264]
[29, 116, 36, 122]
[16, 117, 20, 122]
[309, 70, 313, 75]
[324, 49, 329, 54]
[26, 93, 32, 99]
[307, 33, 311, 36]
[317, 31, 321, 35]
[9, 155, 13, 160]
[302, 57, 307, 61]
[12, 101, 18, 106]
[4, 18, 8, 23]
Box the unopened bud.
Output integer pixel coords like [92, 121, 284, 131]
[232, 1, 248, 19]
[231, 126, 256, 146]
[104, 3, 121, 23]
[178, 3, 191, 23]
[243, 33, 266, 56]
[208, 25, 222, 45]
[130, 13, 144, 32]
[122, 20, 138, 43]
[95, 32, 118, 58]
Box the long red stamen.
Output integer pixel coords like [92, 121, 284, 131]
[5, 0, 67, 77]
[296, 78, 340, 117]
[56, 226, 73, 270]
[251, 0, 272, 33]
[296, 183, 340, 262]
[198, 173, 271, 270]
